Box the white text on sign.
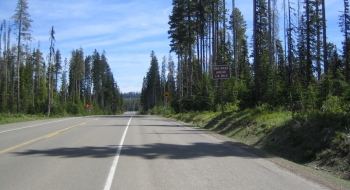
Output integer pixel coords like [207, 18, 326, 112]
[212, 65, 231, 79]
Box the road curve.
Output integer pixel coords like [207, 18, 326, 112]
[0, 112, 329, 190]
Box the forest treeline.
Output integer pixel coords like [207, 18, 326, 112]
[140, 0, 350, 115]
[139, 0, 350, 175]
[0, 0, 124, 116]
[123, 92, 140, 111]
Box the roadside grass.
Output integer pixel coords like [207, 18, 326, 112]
[0, 109, 124, 126]
[0, 112, 81, 126]
[0, 113, 50, 125]
[166, 108, 350, 181]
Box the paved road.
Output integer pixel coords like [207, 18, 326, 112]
[0, 112, 328, 190]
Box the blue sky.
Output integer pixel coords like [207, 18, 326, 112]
[0, 0, 343, 93]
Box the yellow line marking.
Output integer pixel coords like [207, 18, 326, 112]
[0, 136, 45, 154]
[45, 132, 59, 138]
[0, 118, 99, 155]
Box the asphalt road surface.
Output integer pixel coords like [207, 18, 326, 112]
[0, 112, 329, 190]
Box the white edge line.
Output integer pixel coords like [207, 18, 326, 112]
[0, 118, 77, 134]
[103, 115, 133, 190]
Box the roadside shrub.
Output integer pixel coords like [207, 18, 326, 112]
[322, 96, 344, 114]
[331, 132, 350, 156]
[316, 149, 332, 160]
[303, 149, 315, 160]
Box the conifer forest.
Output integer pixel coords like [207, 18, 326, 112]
[0, 0, 124, 116]
[140, 0, 350, 115]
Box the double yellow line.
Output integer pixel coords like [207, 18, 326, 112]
[0, 118, 99, 155]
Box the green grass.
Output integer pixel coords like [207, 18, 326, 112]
[0, 112, 82, 125]
[0, 110, 123, 126]
[0, 113, 52, 125]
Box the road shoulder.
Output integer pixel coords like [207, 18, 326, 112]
[169, 117, 350, 190]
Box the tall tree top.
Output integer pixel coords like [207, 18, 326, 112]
[11, 0, 33, 41]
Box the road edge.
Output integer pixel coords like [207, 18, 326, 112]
[164, 116, 350, 190]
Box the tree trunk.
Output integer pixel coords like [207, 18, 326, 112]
[17, 20, 21, 113]
[322, 0, 327, 74]
[232, 0, 238, 80]
[47, 64, 51, 116]
[344, 0, 349, 82]
[306, 0, 311, 86]
[316, 1, 321, 81]
[288, 0, 293, 86]
[253, 0, 260, 105]
[268, 0, 273, 67]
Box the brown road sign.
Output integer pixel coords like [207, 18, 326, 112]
[212, 65, 231, 79]
[163, 92, 169, 98]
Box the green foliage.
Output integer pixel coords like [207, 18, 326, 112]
[342, 83, 350, 112]
[168, 106, 350, 179]
[140, 51, 161, 111]
[322, 96, 344, 114]
[124, 98, 140, 111]
[135, 0, 350, 181]
[331, 132, 350, 156]
[0, 47, 123, 116]
[148, 105, 161, 115]
[0, 113, 47, 125]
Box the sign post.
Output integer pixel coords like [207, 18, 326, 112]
[86, 104, 92, 115]
[212, 65, 231, 118]
[163, 92, 169, 116]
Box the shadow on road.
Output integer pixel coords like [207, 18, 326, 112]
[13, 141, 268, 160]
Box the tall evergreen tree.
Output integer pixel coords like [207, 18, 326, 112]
[253, 0, 270, 105]
[167, 54, 176, 98]
[340, 0, 350, 82]
[322, 0, 327, 74]
[11, 0, 32, 113]
[140, 51, 161, 111]
[161, 56, 167, 94]
[92, 49, 101, 106]
[60, 58, 68, 108]
[47, 26, 55, 116]
[84, 55, 92, 104]
[54, 49, 62, 93]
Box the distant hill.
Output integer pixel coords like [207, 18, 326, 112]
[123, 92, 141, 99]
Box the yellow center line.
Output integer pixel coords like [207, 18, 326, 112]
[0, 118, 99, 155]
[45, 132, 59, 138]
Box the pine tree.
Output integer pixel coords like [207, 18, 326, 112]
[161, 56, 167, 96]
[92, 49, 101, 106]
[47, 26, 55, 116]
[11, 0, 32, 113]
[84, 55, 92, 104]
[286, 0, 297, 88]
[253, 0, 270, 105]
[0, 21, 3, 58]
[54, 49, 62, 93]
[340, 0, 350, 82]
[229, 8, 249, 80]
[60, 58, 68, 109]
[34, 47, 47, 114]
[167, 55, 176, 99]
[68, 48, 85, 112]
[305, 0, 312, 86]
[0, 20, 8, 112]
[140, 51, 161, 111]
[322, 0, 327, 73]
